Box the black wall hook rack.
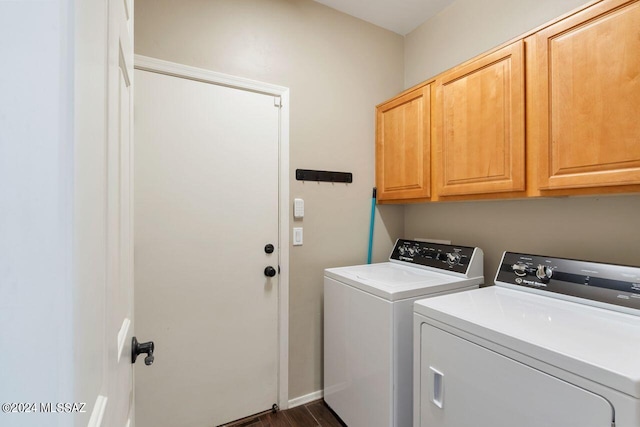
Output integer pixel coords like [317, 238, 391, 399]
[296, 169, 353, 183]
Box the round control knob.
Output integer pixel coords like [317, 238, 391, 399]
[446, 252, 461, 266]
[398, 246, 407, 256]
[536, 265, 553, 281]
[408, 247, 417, 257]
[512, 263, 528, 277]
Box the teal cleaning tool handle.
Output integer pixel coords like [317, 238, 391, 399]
[367, 188, 377, 264]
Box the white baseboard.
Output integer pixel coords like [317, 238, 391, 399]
[287, 390, 323, 409]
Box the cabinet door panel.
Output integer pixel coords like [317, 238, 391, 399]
[532, 0, 640, 190]
[376, 85, 430, 201]
[434, 41, 525, 196]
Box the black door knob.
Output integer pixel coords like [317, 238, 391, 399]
[264, 266, 277, 277]
[265, 244, 275, 254]
[132, 336, 155, 366]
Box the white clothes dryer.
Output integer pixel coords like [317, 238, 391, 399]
[324, 239, 484, 427]
[414, 251, 640, 427]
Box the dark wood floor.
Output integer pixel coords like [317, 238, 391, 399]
[222, 400, 345, 427]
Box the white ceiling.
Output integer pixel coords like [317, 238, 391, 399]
[313, 0, 456, 35]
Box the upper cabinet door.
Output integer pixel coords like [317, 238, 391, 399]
[433, 41, 525, 197]
[376, 85, 431, 202]
[531, 0, 640, 190]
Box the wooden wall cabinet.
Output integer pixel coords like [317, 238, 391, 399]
[433, 40, 526, 197]
[376, 84, 431, 202]
[529, 0, 640, 191]
[374, 0, 640, 203]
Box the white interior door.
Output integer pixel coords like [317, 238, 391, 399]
[133, 69, 281, 427]
[0, 2, 136, 426]
[104, 0, 136, 425]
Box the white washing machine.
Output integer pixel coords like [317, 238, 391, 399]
[324, 239, 484, 427]
[414, 251, 640, 427]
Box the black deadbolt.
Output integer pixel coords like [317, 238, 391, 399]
[265, 244, 274, 254]
[264, 266, 277, 277]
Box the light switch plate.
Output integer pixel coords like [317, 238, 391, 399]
[293, 227, 303, 246]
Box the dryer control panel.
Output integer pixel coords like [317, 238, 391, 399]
[389, 239, 477, 275]
[497, 252, 640, 313]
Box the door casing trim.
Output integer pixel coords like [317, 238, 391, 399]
[134, 54, 290, 409]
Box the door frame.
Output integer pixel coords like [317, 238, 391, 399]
[134, 55, 291, 409]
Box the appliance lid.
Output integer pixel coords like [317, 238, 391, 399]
[414, 286, 640, 398]
[325, 262, 482, 301]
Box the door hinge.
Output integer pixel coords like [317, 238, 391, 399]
[274, 97, 282, 108]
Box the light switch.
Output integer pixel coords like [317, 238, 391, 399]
[293, 227, 303, 246]
[294, 198, 304, 219]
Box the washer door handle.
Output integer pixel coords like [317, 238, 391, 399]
[430, 366, 444, 409]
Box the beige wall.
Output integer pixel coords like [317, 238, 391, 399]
[134, 0, 405, 400]
[404, 0, 592, 87]
[404, 0, 640, 278]
[406, 196, 640, 284]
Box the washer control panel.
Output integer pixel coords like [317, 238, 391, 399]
[497, 252, 640, 312]
[390, 239, 476, 274]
